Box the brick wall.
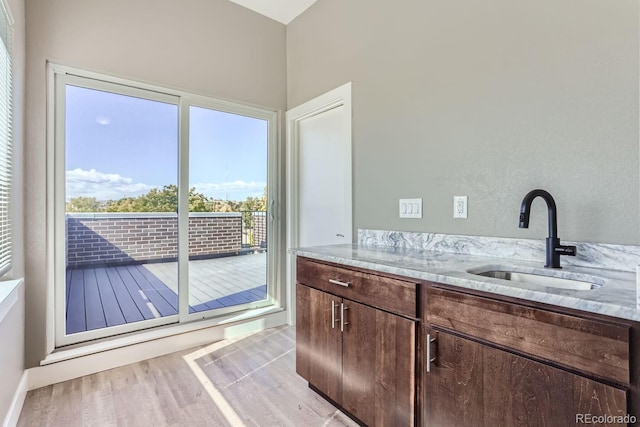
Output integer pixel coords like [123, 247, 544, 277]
[66, 213, 244, 268]
[254, 212, 267, 248]
[189, 215, 242, 257]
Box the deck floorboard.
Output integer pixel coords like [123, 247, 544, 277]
[66, 269, 86, 334]
[84, 269, 107, 331]
[125, 265, 176, 317]
[95, 267, 126, 327]
[105, 267, 144, 324]
[66, 253, 268, 334]
[114, 266, 158, 320]
[134, 265, 178, 311]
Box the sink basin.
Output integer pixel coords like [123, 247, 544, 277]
[469, 269, 602, 290]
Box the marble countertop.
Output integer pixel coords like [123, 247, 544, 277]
[291, 244, 640, 322]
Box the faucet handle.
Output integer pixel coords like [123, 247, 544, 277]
[555, 245, 577, 257]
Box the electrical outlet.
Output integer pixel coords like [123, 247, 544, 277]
[399, 198, 422, 218]
[453, 196, 468, 219]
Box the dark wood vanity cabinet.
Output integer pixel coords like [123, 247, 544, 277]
[295, 257, 417, 426]
[422, 286, 634, 427]
[295, 255, 639, 426]
[425, 329, 628, 426]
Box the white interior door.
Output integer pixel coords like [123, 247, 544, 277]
[298, 104, 350, 247]
[286, 82, 352, 324]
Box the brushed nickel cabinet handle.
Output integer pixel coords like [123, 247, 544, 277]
[427, 334, 437, 373]
[340, 303, 349, 332]
[331, 300, 339, 329]
[329, 279, 350, 288]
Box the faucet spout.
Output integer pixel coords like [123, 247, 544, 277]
[519, 189, 557, 238]
[518, 189, 575, 269]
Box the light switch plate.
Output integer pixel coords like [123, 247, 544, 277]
[399, 198, 422, 218]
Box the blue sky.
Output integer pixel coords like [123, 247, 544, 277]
[65, 85, 267, 202]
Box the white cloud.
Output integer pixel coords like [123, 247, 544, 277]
[193, 180, 266, 199]
[66, 169, 265, 202]
[66, 168, 156, 201]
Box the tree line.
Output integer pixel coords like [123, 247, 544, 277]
[66, 185, 266, 213]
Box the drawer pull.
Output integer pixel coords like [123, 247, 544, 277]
[329, 278, 350, 288]
[340, 303, 349, 332]
[426, 334, 436, 373]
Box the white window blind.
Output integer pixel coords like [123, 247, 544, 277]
[0, 0, 13, 278]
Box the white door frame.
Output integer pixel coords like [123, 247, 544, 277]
[285, 82, 353, 325]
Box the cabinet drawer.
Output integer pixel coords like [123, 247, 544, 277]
[297, 257, 417, 318]
[426, 286, 630, 384]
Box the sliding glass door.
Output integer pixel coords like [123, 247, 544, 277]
[185, 106, 268, 316]
[53, 66, 278, 346]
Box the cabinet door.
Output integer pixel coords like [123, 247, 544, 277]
[296, 283, 342, 404]
[423, 329, 485, 426]
[425, 329, 628, 427]
[342, 300, 416, 426]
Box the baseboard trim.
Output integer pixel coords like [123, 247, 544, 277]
[2, 371, 28, 427]
[27, 309, 288, 391]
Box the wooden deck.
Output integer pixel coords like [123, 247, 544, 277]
[66, 253, 267, 334]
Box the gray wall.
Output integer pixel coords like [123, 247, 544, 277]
[287, 0, 639, 245]
[25, 0, 286, 367]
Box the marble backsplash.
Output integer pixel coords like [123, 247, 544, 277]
[358, 229, 640, 273]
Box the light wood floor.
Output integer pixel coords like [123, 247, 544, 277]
[18, 326, 359, 427]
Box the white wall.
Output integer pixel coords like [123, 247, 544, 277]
[287, 0, 639, 245]
[24, 0, 286, 367]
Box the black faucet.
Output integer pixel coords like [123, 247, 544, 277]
[518, 189, 576, 269]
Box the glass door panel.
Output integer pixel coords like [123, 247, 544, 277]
[63, 84, 179, 338]
[187, 106, 269, 314]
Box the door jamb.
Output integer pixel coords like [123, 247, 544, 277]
[285, 82, 353, 326]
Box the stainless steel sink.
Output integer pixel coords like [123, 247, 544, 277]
[468, 268, 603, 290]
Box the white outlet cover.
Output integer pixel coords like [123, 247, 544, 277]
[453, 196, 468, 219]
[399, 198, 422, 219]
